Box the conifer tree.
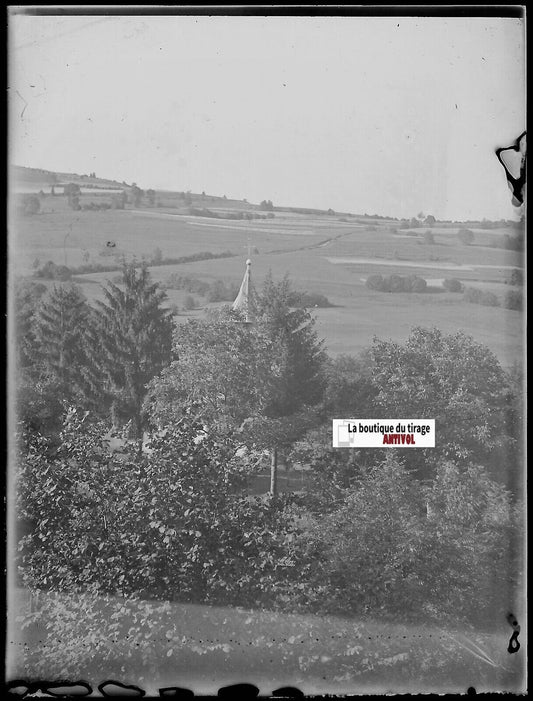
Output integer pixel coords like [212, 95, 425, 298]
[256, 271, 326, 418]
[90, 262, 173, 437]
[252, 272, 327, 494]
[33, 283, 93, 402]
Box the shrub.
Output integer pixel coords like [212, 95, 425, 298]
[423, 230, 435, 245]
[388, 274, 404, 292]
[295, 456, 517, 622]
[207, 279, 238, 303]
[504, 289, 523, 310]
[501, 234, 524, 251]
[457, 228, 474, 245]
[365, 274, 385, 291]
[463, 287, 499, 306]
[442, 278, 464, 293]
[288, 291, 332, 308]
[16, 414, 304, 607]
[20, 194, 41, 216]
[509, 269, 524, 286]
[183, 295, 196, 310]
[409, 275, 427, 292]
[152, 247, 163, 265]
[34, 261, 72, 281]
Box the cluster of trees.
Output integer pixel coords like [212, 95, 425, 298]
[462, 286, 523, 310]
[163, 273, 332, 310]
[259, 199, 274, 211]
[366, 274, 427, 293]
[16, 264, 173, 438]
[14, 264, 524, 676]
[18, 194, 41, 216]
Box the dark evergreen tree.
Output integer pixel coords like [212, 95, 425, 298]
[256, 272, 326, 419]
[33, 283, 93, 401]
[14, 279, 47, 370]
[90, 262, 173, 437]
[252, 272, 328, 493]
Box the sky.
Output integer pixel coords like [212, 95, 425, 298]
[9, 13, 525, 221]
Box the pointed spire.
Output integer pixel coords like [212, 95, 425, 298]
[232, 258, 254, 323]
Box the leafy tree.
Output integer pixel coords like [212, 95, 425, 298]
[145, 307, 280, 434]
[424, 214, 436, 227]
[322, 352, 375, 418]
[421, 460, 519, 623]
[297, 454, 518, 622]
[64, 183, 81, 210]
[423, 230, 435, 245]
[130, 184, 144, 207]
[367, 327, 518, 483]
[442, 278, 463, 292]
[146, 189, 156, 206]
[259, 199, 274, 211]
[89, 263, 173, 437]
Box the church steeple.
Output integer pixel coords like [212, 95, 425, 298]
[232, 258, 254, 323]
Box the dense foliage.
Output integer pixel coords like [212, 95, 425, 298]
[12, 265, 524, 685]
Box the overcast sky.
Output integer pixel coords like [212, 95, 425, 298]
[9, 14, 525, 220]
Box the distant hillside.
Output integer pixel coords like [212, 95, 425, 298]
[11, 165, 131, 191]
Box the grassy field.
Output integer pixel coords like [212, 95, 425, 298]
[7, 587, 526, 696]
[11, 195, 524, 367]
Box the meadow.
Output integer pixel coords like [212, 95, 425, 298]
[12, 191, 524, 367]
[8, 587, 524, 696]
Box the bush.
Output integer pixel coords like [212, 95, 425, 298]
[463, 287, 499, 306]
[20, 194, 41, 216]
[504, 289, 523, 310]
[409, 275, 427, 292]
[17, 414, 304, 607]
[442, 278, 464, 293]
[365, 274, 385, 291]
[164, 274, 210, 296]
[423, 230, 435, 245]
[34, 261, 72, 281]
[288, 291, 332, 308]
[388, 274, 404, 292]
[457, 228, 474, 245]
[183, 295, 196, 310]
[295, 456, 517, 622]
[509, 269, 524, 286]
[207, 279, 239, 303]
[501, 234, 524, 251]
